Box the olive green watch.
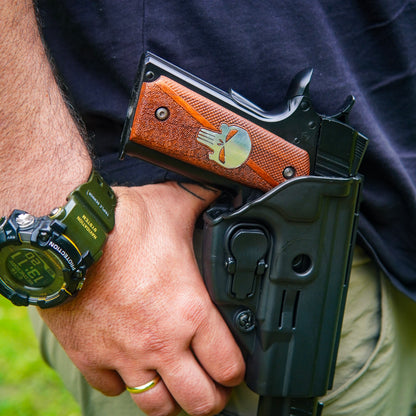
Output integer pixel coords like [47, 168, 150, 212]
[0, 171, 116, 308]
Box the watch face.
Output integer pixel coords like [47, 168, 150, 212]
[6, 248, 56, 287]
[0, 243, 66, 298]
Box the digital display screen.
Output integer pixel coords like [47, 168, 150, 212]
[6, 249, 56, 288]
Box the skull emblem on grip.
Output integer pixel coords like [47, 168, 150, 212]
[197, 124, 252, 169]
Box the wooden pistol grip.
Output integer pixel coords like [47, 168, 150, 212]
[128, 76, 310, 191]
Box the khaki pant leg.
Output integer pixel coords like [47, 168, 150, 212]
[322, 248, 416, 415]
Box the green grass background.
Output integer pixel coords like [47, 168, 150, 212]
[0, 296, 81, 416]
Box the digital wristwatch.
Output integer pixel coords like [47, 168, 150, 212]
[0, 171, 116, 308]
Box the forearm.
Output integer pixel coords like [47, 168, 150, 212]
[0, 1, 91, 216]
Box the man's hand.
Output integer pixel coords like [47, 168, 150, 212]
[39, 181, 246, 416]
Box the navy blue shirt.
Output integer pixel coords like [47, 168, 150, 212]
[37, 1, 416, 300]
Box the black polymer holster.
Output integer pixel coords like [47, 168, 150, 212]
[203, 175, 362, 416]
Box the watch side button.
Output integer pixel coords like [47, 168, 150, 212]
[38, 231, 50, 243]
[71, 269, 85, 280]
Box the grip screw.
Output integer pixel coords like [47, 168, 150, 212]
[145, 71, 155, 80]
[155, 107, 170, 121]
[283, 166, 296, 179]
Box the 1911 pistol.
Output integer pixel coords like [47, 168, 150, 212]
[120, 52, 368, 416]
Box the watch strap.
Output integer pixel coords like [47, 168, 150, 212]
[51, 171, 117, 263]
[69, 171, 116, 232]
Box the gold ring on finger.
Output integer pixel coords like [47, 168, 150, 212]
[126, 375, 161, 394]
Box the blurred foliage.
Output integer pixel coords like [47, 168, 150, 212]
[0, 296, 80, 416]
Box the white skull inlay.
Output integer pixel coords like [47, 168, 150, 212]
[196, 124, 252, 169]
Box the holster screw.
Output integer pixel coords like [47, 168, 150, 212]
[235, 309, 255, 333]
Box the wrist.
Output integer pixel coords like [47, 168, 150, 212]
[0, 158, 92, 217]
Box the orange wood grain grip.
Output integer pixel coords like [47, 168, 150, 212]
[128, 76, 310, 192]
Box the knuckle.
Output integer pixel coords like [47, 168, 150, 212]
[182, 296, 210, 328]
[219, 359, 246, 386]
[190, 402, 218, 416]
[141, 333, 171, 354]
[188, 392, 225, 416]
[73, 352, 98, 372]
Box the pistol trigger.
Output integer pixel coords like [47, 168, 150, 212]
[331, 95, 356, 123]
